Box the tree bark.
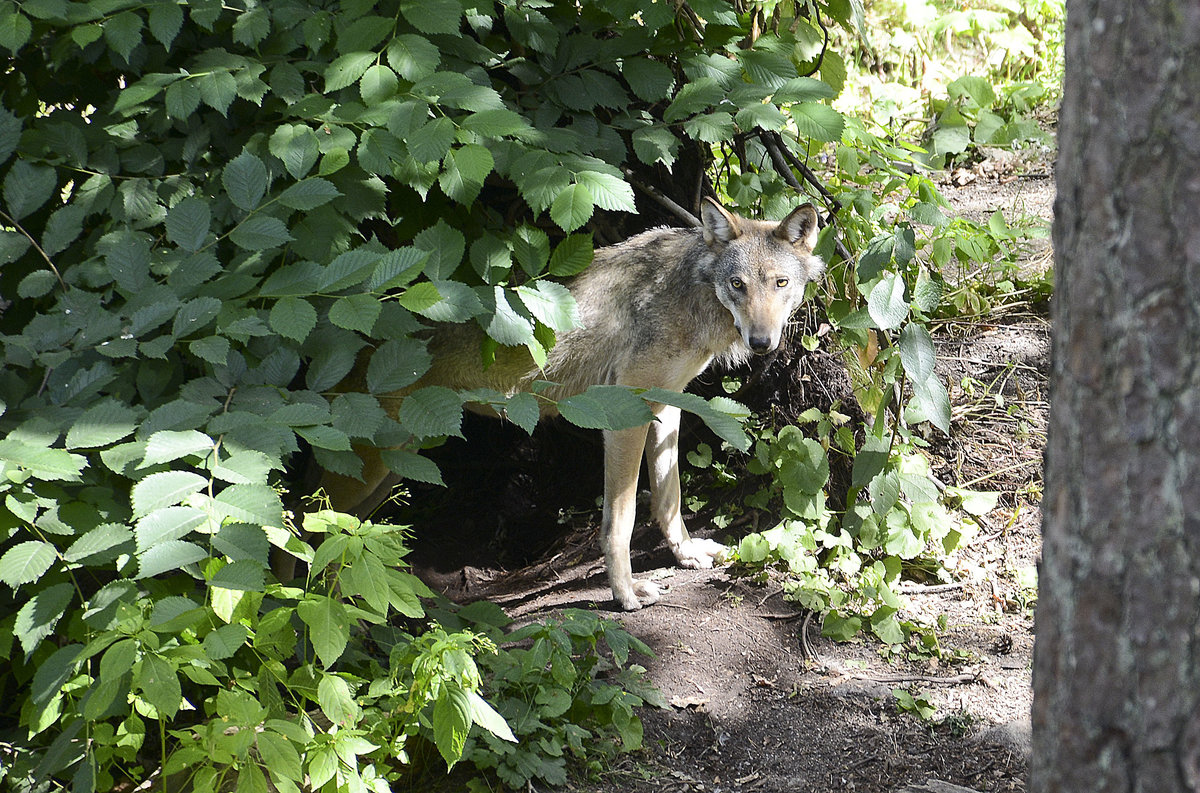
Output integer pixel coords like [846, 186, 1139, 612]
[1031, 2, 1200, 791]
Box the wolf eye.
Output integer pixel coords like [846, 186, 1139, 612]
[730, 277, 744, 290]
[776, 278, 789, 288]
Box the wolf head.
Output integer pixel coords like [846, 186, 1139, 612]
[702, 198, 826, 355]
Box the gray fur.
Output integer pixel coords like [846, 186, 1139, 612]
[323, 199, 826, 610]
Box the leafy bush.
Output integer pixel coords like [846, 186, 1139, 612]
[0, 0, 1044, 787]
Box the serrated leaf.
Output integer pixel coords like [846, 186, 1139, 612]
[550, 183, 594, 233]
[131, 471, 208, 517]
[0, 10, 32, 53]
[409, 117, 455, 164]
[401, 0, 462, 35]
[632, 126, 678, 167]
[360, 64, 399, 105]
[0, 107, 21, 165]
[33, 644, 83, 707]
[0, 541, 58, 588]
[386, 34, 440, 80]
[223, 152, 268, 211]
[41, 204, 87, 257]
[683, 112, 735, 143]
[329, 293, 382, 334]
[148, 2, 183, 47]
[213, 484, 284, 527]
[516, 281, 579, 333]
[210, 560, 264, 592]
[790, 102, 846, 143]
[397, 386, 463, 439]
[65, 523, 132, 563]
[278, 177, 341, 210]
[143, 430, 214, 467]
[559, 385, 654, 431]
[66, 400, 138, 449]
[165, 197, 211, 252]
[15, 583, 73, 655]
[325, 52, 375, 93]
[18, 270, 56, 298]
[487, 287, 534, 346]
[203, 623, 250, 660]
[198, 70, 237, 115]
[230, 215, 292, 251]
[912, 374, 952, 434]
[136, 653, 182, 717]
[460, 108, 529, 138]
[380, 449, 444, 485]
[664, 78, 724, 122]
[367, 337, 432, 393]
[104, 11, 142, 62]
[135, 506, 208, 553]
[210, 450, 274, 485]
[641, 388, 751, 452]
[4, 160, 56, 221]
[867, 273, 908, 330]
[317, 672, 360, 727]
[548, 233, 593, 277]
[623, 57, 675, 102]
[270, 124, 320, 180]
[0, 439, 86, 480]
[166, 79, 201, 119]
[433, 684, 471, 769]
[269, 296, 317, 342]
[574, 171, 635, 212]
[297, 595, 349, 667]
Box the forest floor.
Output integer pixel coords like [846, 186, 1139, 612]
[403, 148, 1055, 793]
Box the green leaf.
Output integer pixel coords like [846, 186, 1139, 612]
[269, 124, 321, 180]
[387, 34, 440, 80]
[367, 337, 432, 393]
[210, 560, 264, 592]
[911, 374, 952, 434]
[683, 112, 736, 143]
[486, 287, 534, 346]
[65, 523, 132, 563]
[148, 2, 184, 47]
[198, 71, 238, 115]
[223, 152, 269, 211]
[15, 583, 73, 655]
[409, 117, 455, 164]
[633, 126, 679, 167]
[297, 595, 350, 667]
[66, 399, 138, 449]
[867, 273, 908, 330]
[432, 684, 471, 769]
[4, 160, 57, 220]
[329, 293, 382, 334]
[360, 64, 399, 105]
[143, 430, 214, 467]
[0, 10, 32, 53]
[131, 471, 208, 517]
[230, 215, 293, 251]
[897, 323, 935, 383]
[790, 102, 845, 143]
[548, 233, 593, 277]
[33, 644, 83, 707]
[269, 296, 317, 343]
[213, 484, 284, 527]
[317, 673, 360, 727]
[440, 144, 494, 204]
[559, 386, 654, 431]
[104, 11, 143, 62]
[402, 0, 463, 35]
[641, 389, 751, 452]
[664, 78, 724, 122]
[325, 52, 375, 92]
[623, 57, 675, 102]
[398, 386, 463, 439]
[550, 183, 594, 233]
[278, 178, 341, 210]
[0, 439, 87, 480]
[136, 653, 182, 718]
[0, 107, 21, 164]
[256, 731, 303, 784]
[135, 506, 208, 553]
[503, 392, 539, 435]
[138, 539, 207, 578]
[460, 108, 529, 138]
[41, 204, 87, 256]
[575, 171, 635, 212]
[166, 79, 201, 119]
[165, 197, 211, 252]
[0, 540, 58, 588]
[380, 448, 444, 485]
[203, 623, 250, 660]
[516, 281, 579, 333]
[773, 76, 835, 104]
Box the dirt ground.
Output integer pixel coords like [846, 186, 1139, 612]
[402, 150, 1055, 793]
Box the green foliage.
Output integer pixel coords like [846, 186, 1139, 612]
[0, 0, 1055, 786]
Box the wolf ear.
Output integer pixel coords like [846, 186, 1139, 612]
[700, 197, 742, 245]
[774, 203, 820, 249]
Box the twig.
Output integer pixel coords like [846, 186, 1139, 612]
[848, 672, 979, 686]
[622, 168, 701, 227]
[896, 581, 966, 595]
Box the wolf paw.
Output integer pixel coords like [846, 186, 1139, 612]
[615, 579, 662, 611]
[673, 538, 729, 570]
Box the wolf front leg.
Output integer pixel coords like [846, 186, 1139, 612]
[601, 423, 661, 610]
[645, 404, 728, 570]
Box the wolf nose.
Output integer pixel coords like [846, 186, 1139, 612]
[748, 335, 774, 354]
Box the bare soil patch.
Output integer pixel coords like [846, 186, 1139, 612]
[400, 161, 1054, 793]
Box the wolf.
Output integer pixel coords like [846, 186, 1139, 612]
[322, 198, 826, 610]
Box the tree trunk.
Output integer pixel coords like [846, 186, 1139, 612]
[1031, 2, 1200, 791]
